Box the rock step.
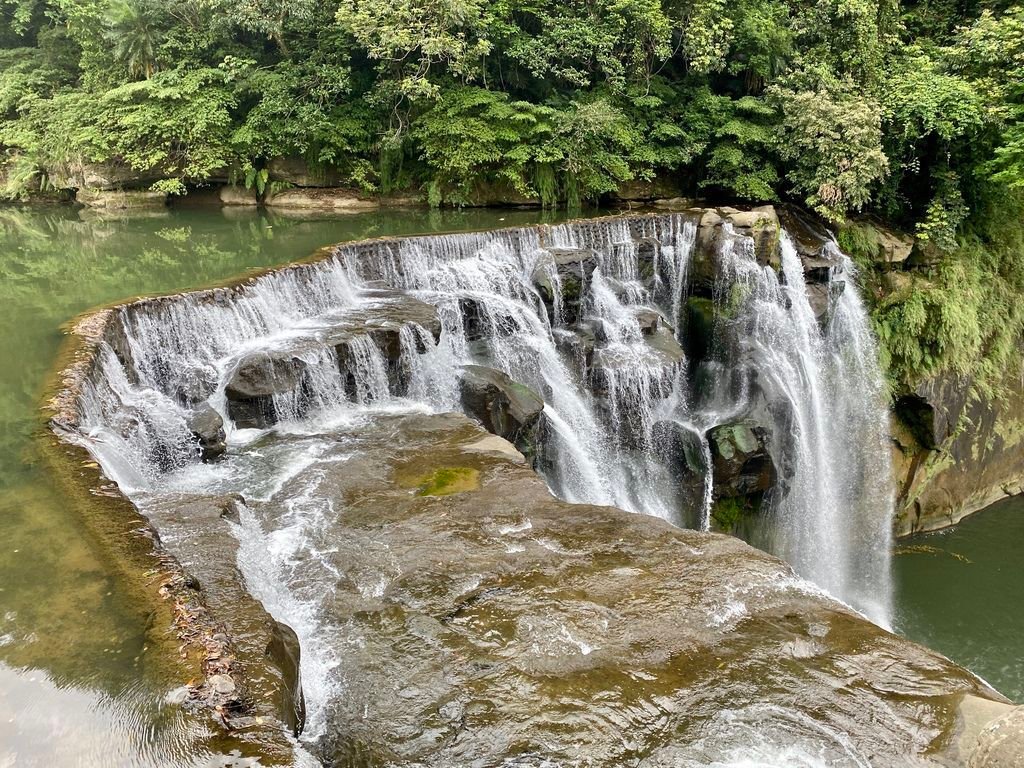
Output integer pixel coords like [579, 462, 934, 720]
[224, 293, 441, 429]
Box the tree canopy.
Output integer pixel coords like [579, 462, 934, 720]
[0, 0, 1021, 233]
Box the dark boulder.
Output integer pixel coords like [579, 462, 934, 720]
[186, 402, 227, 461]
[651, 420, 711, 527]
[458, 297, 492, 343]
[266, 620, 306, 737]
[633, 236, 661, 283]
[459, 365, 545, 459]
[800, 248, 843, 285]
[532, 247, 600, 325]
[692, 210, 726, 293]
[633, 307, 664, 335]
[805, 280, 846, 326]
[708, 421, 776, 497]
[553, 324, 598, 371]
[226, 353, 305, 400]
[225, 353, 306, 429]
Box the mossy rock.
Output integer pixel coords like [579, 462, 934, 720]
[684, 296, 715, 362]
[414, 467, 481, 496]
[712, 423, 759, 461]
[710, 494, 762, 534]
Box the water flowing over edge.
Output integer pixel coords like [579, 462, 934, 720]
[53, 211, 897, 746]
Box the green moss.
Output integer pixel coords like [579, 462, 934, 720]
[838, 221, 882, 273]
[711, 497, 744, 531]
[713, 424, 758, 460]
[995, 416, 1024, 449]
[415, 467, 481, 496]
[710, 495, 762, 534]
[722, 283, 750, 320]
[561, 276, 582, 303]
[862, 195, 1024, 398]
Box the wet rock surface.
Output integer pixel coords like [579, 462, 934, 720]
[186, 402, 227, 461]
[266, 620, 306, 737]
[532, 246, 600, 325]
[139, 492, 308, 748]
[709, 421, 775, 497]
[226, 353, 306, 400]
[230, 413, 1006, 767]
[970, 706, 1024, 768]
[458, 365, 545, 459]
[223, 293, 441, 428]
[225, 351, 301, 429]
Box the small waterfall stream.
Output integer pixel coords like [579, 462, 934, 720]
[67, 213, 897, 738]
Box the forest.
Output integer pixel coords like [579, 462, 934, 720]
[1, 0, 1023, 388]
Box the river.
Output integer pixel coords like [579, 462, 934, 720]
[0, 204, 1017, 766]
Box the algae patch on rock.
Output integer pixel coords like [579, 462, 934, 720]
[412, 466, 481, 496]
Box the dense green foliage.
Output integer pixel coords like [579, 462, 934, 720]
[0, 0, 1023, 388]
[0, 0, 1020, 217]
[840, 198, 1024, 393]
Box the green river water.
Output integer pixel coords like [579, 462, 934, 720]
[0, 204, 1018, 765]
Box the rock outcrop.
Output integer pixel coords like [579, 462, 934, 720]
[223, 294, 441, 428]
[532, 246, 600, 326]
[459, 364, 545, 460]
[185, 402, 227, 461]
[141, 493, 308, 738]
[893, 373, 1024, 535]
[709, 420, 775, 497]
[225, 352, 307, 429]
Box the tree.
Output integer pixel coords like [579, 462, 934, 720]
[104, 0, 162, 79]
[702, 95, 780, 200]
[772, 76, 888, 220]
[336, 0, 494, 100]
[215, 0, 321, 56]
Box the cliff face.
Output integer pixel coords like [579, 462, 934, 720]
[892, 373, 1024, 535]
[840, 217, 1024, 536]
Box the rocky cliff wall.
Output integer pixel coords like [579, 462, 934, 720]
[892, 372, 1024, 535]
[843, 218, 1024, 536]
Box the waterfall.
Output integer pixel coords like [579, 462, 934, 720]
[706, 230, 893, 625]
[66, 213, 895, 638]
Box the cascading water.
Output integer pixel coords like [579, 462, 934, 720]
[64, 212, 898, 749]
[705, 228, 894, 625]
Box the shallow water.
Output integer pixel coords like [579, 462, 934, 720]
[894, 496, 1024, 703]
[0, 203, 568, 765]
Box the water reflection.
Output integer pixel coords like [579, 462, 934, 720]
[0, 661, 280, 767]
[894, 494, 1024, 703]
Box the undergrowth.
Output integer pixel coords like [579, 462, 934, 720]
[850, 192, 1024, 398]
